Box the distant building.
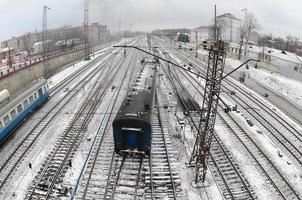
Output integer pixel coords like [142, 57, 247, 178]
[1, 37, 24, 52]
[87, 23, 109, 42]
[216, 13, 241, 44]
[190, 26, 215, 44]
[0, 23, 110, 55]
[0, 47, 16, 60]
[98, 25, 110, 42]
[190, 13, 241, 46]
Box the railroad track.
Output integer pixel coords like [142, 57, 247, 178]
[218, 111, 301, 199]
[79, 61, 182, 200]
[0, 50, 121, 196]
[162, 47, 300, 199]
[159, 52, 255, 199]
[101, 106, 182, 200]
[104, 154, 145, 200]
[145, 104, 182, 200]
[209, 135, 256, 200]
[221, 88, 302, 166]
[225, 77, 302, 140]
[25, 51, 128, 199]
[78, 45, 168, 199]
[74, 47, 141, 200]
[49, 48, 112, 96]
[168, 45, 302, 167]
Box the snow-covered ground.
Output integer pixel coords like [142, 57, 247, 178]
[161, 39, 302, 199]
[225, 57, 302, 108]
[48, 41, 123, 89]
[3, 37, 302, 200]
[183, 41, 302, 110]
[0, 41, 127, 199]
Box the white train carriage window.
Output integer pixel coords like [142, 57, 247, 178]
[29, 95, 34, 103]
[0, 121, 3, 129]
[3, 115, 10, 125]
[34, 93, 37, 99]
[23, 99, 29, 108]
[10, 109, 17, 118]
[17, 104, 23, 113]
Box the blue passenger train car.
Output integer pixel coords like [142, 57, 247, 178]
[112, 57, 158, 155]
[0, 79, 49, 144]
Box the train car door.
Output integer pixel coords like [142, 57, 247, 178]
[121, 127, 142, 149]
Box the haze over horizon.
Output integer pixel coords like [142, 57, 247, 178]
[0, 0, 301, 41]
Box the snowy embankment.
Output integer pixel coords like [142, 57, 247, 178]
[225, 57, 302, 107]
[48, 40, 125, 89]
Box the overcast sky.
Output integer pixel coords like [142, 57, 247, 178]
[0, 0, 301, 41]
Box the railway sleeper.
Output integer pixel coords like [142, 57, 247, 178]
[145, 179, 181, 185]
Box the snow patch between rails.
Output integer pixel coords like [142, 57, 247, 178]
[233, 111, 302, 195]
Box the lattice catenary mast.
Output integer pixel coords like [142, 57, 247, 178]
[189, 40, 226, 183]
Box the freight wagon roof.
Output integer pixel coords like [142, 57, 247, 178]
[0, 78, 47, 117]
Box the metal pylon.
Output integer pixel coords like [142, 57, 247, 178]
[189, 40, 226, 183]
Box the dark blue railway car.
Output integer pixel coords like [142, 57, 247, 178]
[0, 79, 49, 144]
[113, 58, 157, 155]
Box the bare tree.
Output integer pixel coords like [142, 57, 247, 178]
[216, 18, 226, 41]
[258, 33, 272, 46]
[238, 12, 259, 59]
[273, 37, 286, 50]
[286, 35, 301, 52]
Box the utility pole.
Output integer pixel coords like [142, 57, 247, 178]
[42, 6, 49, 76]
[84, 0, 90, 60]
